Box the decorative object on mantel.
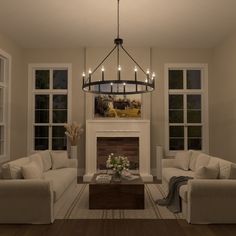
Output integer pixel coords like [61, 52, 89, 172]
[106, 153, 130, 182]
[64, 122, 84, 159]
[82, 0, 156, 95]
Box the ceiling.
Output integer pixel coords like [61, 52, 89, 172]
[0, 0, 236, 49]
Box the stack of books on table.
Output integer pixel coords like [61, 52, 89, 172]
[96, 174, 112, 183]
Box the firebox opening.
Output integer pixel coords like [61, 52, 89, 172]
[97, 137, 139, 170]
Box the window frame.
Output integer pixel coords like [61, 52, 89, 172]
[27, 64, 72, 154]
[0, 48, 11, 163]
[164, 63, 209, 156]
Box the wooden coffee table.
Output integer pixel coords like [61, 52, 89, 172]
[89, 174, 144, 209]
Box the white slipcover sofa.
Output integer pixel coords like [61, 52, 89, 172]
[162, 150, 236, 224]
[0, 150, 77, 224]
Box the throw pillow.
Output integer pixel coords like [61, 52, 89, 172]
[229, 164, 236, 179]
[175, 151, 191, 171]
[22, 161, 43, 179]
[194, 163, 219, 179]
[189, 150, 201, 171]
[195, 153, 210, 170]
[51, 151, 69, 170]
[1, 157, 30, 179]
[38, 150, 52, 172]
[29, 153, 44, 173]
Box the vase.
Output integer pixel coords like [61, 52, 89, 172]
[70, 146, 77, 159]
[113, 171, 122, 182]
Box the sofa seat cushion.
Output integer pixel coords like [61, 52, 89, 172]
[43, 168, 77, 201]
[179, 184, 188, 202]
[162, 167, 195, 183]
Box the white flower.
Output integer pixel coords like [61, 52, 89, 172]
[106, 153, 130, 174]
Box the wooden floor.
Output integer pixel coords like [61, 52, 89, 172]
[1, 220, 236, 236]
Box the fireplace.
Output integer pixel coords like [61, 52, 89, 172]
[84, 119, 152, 182]
[97, 137, 139, 170]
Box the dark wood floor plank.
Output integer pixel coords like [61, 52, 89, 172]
[1, 220, 236, 236]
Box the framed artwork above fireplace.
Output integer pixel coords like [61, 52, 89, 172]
[94, 94, 142, 118]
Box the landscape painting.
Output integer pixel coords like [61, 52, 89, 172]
[94, 94, 142, 118]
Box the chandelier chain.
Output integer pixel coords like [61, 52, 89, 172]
[117, 0, 120, 38]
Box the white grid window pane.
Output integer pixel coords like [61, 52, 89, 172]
[0, 88, 3, 122]
[0, 58, 4, 83]
[0, 126, 4, 155]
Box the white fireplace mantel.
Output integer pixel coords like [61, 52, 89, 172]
[83, 119, 153, 182]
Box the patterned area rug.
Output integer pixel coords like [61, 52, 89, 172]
[56, 184, 184, 219]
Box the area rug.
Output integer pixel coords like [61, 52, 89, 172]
[56, 184, 184, 220]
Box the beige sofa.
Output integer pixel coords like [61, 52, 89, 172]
[0, 150, 77, 224]
[162, 150, 236, 224]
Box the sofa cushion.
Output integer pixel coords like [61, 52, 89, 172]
[38, 150, 52, 172]
[195, 153, 210, 170]
[22, 161, 43, 179]
[175, 151, 191, 170]
[29, 153, 44, 173]
[43, 168, 77, 201]
[211, 157, 234, 179]
[51, 151, 69, 170]
[194, 163, 219, 179]
[189, 150, 201, 171]
[229, 164, 236, 179]
[1, 157, 30, 179]
[162, 167, 195, 183]
[179, 185, 188, 202]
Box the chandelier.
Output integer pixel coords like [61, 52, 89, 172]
[82, 0, 156, 95]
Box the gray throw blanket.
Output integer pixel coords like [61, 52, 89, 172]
[156, 176, 193, 213]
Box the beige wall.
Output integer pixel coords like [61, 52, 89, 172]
[0, 32, 216, 172]
[151, 48, 213, 168]
[2, 42, 214, 172]
[24, 48, 85, 169]
[209, 33, 236, 162]
[0, 34, 27, 161]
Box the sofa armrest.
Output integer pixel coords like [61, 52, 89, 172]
[67, 159, 78, 168]
[187, 179, 236, 223]
[162, 158, 176, 168]
[0, 179, 54, 224]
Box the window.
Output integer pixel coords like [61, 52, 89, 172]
[0, 49, 11, 161]
[165, 64, 208, 155]
[28, 64, 71, 153]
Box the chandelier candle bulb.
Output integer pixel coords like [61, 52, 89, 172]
[82, 72, 85, 85]
[88, 69, 92, 81]
[101, 66, 105, 81]
[110, 83, 113, 93]
[123, 82, 126, 93]
[134, 67, 137, 81]
[118, 65, 121, 80]
[146, 69, 150, 84]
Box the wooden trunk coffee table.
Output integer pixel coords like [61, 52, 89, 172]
[89, 174, 144, 209]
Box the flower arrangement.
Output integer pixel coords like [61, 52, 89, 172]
[106, 153, 130, 177]
[64, 122, 84, 146]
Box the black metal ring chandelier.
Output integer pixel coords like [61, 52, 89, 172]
[82, 0, 156, 95]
